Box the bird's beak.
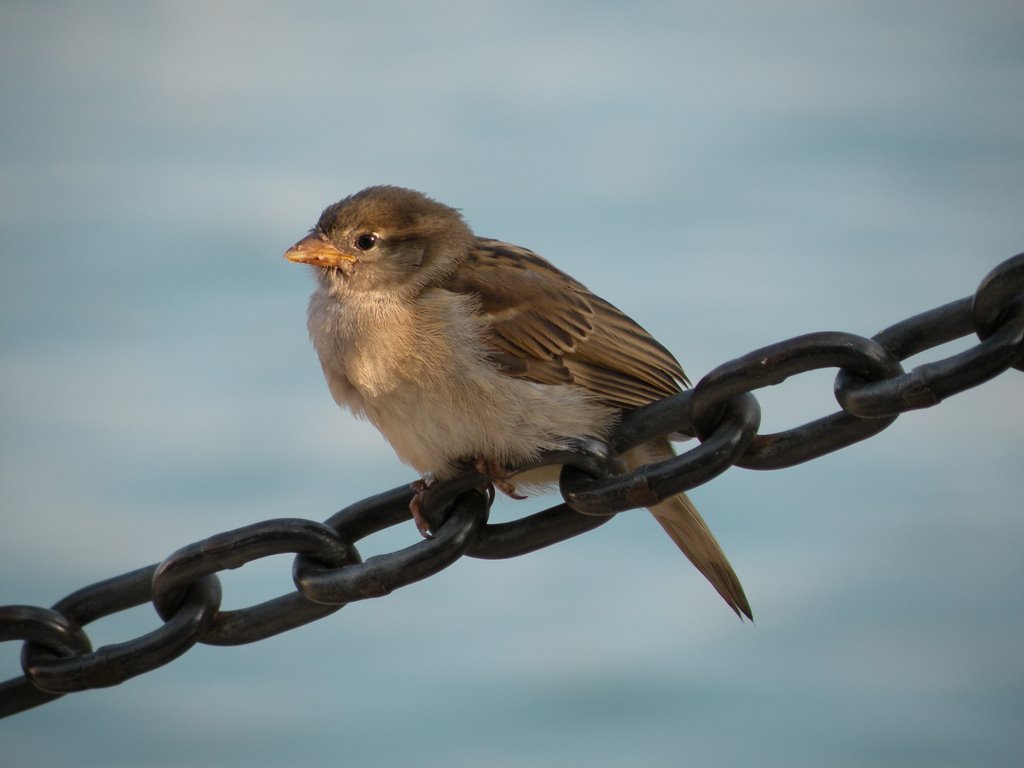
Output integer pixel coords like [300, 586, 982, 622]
[284, 234, 357, 267]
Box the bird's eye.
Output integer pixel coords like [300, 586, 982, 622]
[355, 233, 379, 251]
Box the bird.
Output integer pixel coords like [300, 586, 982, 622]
[284, 185, 751, 619]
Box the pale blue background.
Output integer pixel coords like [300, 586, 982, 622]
[2, 2, 1023, 766]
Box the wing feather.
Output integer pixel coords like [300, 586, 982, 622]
[442, 238, 688, 409]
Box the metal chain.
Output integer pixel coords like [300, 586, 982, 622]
[2, 253, 1021, 718]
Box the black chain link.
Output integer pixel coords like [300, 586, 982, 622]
[2, 253, 1021, 718]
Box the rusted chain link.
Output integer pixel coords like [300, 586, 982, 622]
[2, 252, 1021, 718]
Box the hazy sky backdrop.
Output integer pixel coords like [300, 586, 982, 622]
[2, 2, 1022, 766]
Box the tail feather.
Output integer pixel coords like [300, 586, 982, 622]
[625, 440, 752, 620]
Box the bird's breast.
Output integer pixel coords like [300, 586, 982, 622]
[307, 286, 485, 398]
[306, 284, 617, 477]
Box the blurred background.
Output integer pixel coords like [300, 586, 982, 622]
[2, 1, 1022, 766]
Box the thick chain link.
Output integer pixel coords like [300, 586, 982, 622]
[2, 252, 1021, 718]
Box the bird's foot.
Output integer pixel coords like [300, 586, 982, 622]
[410, 461, 518, 537]
[474, 458, 526, 500]
[409, 478, 434, 538]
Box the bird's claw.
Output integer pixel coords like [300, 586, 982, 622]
[409, 478, 434, 538]
[474, 458, 526, 500]
[410, 460, 519, 537]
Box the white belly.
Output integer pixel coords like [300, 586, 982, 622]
[308, 285, 615, 478]
[364, 373, 613, 478]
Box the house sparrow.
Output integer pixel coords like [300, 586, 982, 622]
[285, 186, 751, 619]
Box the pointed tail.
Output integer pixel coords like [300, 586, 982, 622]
[624, 439, 752, 620]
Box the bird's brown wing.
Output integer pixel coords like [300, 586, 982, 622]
[441, 238, 688, 409]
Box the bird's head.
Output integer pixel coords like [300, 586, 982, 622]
[284, 185, 474, 295]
